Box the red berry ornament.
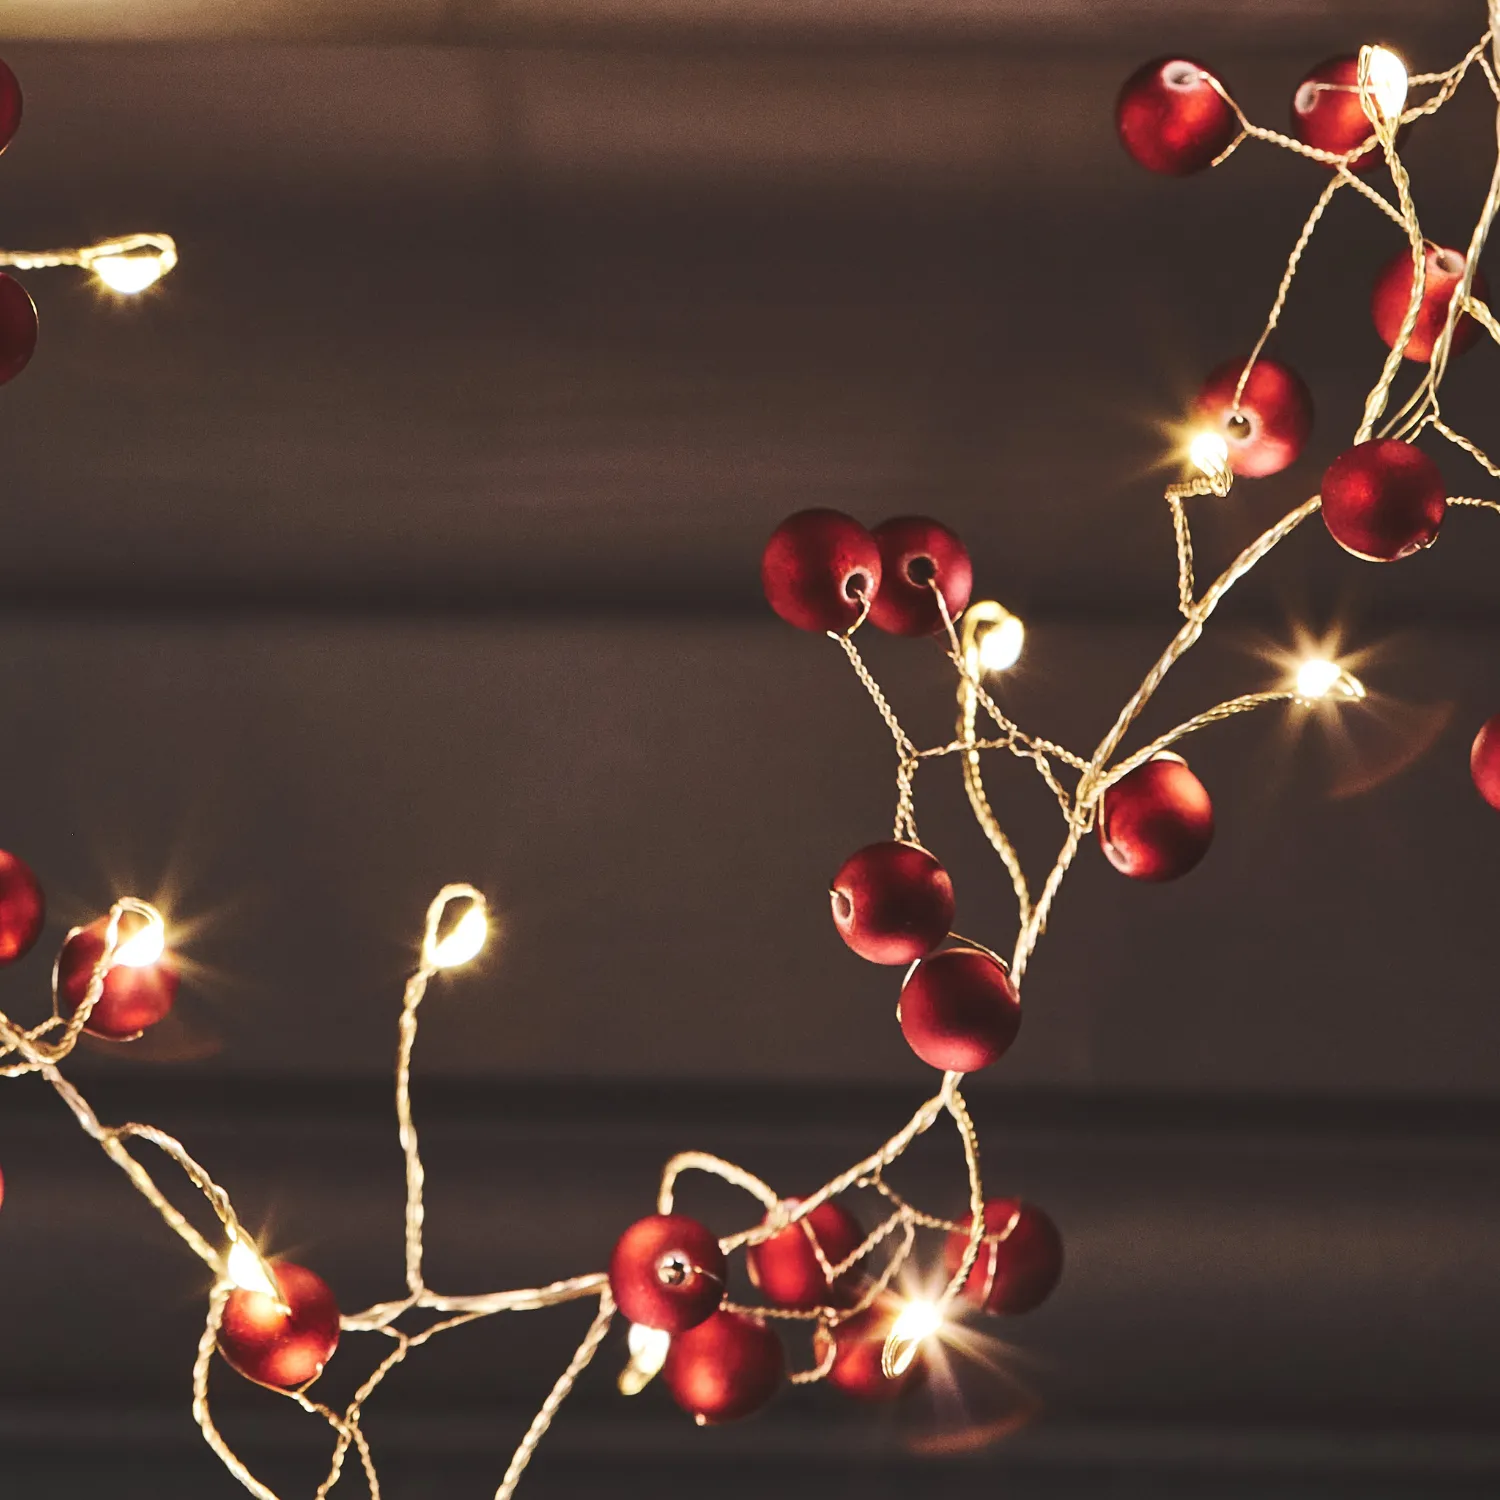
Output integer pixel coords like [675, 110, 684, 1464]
[1116, 57, 1236, 176]
[609, 1214, 725, 1333]
[1320, 439, 1445, 562]
[1471, 715, 1500, 810]
[898, 947, 1021, 1073]
[1098, 753, 1214, 882]
[746, 1198, 865, 1310]
[662, 1309, 784, 1424]
[829, 841, 955, 966]
[867, 516, 972, 637]
[1371, 244, 1489, 364]
[219, 1261, 340, 1390]
[1292, 56, 1384, 171]
[56, 916, 180, 1040]
[1192, 357, 1313, 478]
[0, 274, 38, 387]
[945, 1200, 1064, 1315]
[814, 1296, 925, 1401]
[761, 509, 881, 633]
[0, 850, 44, 965]
[0, 57, 20, 155]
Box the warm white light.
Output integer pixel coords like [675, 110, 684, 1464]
[1188, 430, 1231, 480]
[225, 1235, 279, 1298]
[619, 1323, 671, 1395]
[91, 253, 168, 295]
[1363, 45, 1409, 125]
[113, 910, 166, 969]
[427, 901, 488, 970]
[977, 612, 1026, 674]
[881, 1298, 943, 1379]
[1295, 658, 1366, 702]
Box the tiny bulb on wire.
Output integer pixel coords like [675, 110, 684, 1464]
[225, 1235, 280, 1298]
[1294, 658, 1366, 702]
[881, 1298, 942, 1379]
[619, 1322, 671, 1395]
[113, 908, 166, 969]
[426, 900, 488, 970]
[962, 600, 1026, 677]
[1188, 430, 1231, 481]
[91, 253, 169, 295]
[1362, 45, 1409, 126]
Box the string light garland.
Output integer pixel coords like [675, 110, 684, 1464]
[0, 62, 177, 389]
[1, 8, 1500, 1497]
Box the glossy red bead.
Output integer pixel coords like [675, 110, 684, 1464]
[1371, 244, 1489, 364]
[56, 917, 180, 1040]
[609, 1213, 725, 1333]
[662, 1308, 784, 1424]
[0, 57, 20, 156]
[1471, 715, 1500, 811]
[761, 509, 881, 633]
[813, 1295, 925, 1402]
[867, 516, 973, 636]
[1192, 357, 1314, 478]
[1116, 57, 1236, 176]
[0, 274, 38, 387]
[219, 1261, 341, 1390]
[945, 1199, 1064, 1315]
[829, 841, 955, 966]
[746, 1198, 865, 1310]
[1291, 56, 1384, 171]
[0, 850, 44, 965]
[1098, 753, 1214, 881]
[1320, 438, 1445, 562]
[898, 947, 1021, 1073]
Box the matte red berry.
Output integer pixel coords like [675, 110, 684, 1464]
[219, 1261, 341, 1390]
[1320, 438, 1446, 562]
[761, 509, 881, 633]
[609, 1214, 725, 1333]
[898, 947, 1021, 1073]
[56, 917, 180, 1040]
[945, 1200, 1064, 1315]
[867, 517, 973, 636]
[1291, 56, 1384, 171]
[1098, 753, 1214, 881]
[829, 841, 955, 966]
[0, 850, 44, 965]
[1371, 244, 1489, 364]
[1116, 57, 1236, 176]
[746, 1198, 865, 1310]
[1192, 357, 1314, 477]
[0, 58, 20, 156]
[1471, 715, 1500, 811]
[813, 1296, 925, 1401]
[0, 274, 38, 387]
[662, 1309, 784, 1424]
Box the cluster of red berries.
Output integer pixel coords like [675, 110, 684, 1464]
[0, 57, 38, 387]
[606, 1192, 1062, 1423]
[1118, 52, 1480, 565]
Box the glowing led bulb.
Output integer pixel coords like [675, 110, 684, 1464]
[225, 1235, 280, 1298]
[1362, 45, 1409, 126]
[113, 909, 166, 969]
[619, 1322, 671, 1395]
[881, 1298, 943, 1379]
[91, 253, 168, 295]
[962, 600, 1026, 677]
[1188, 430, 1231, 480]
[1294, 658, 1366, 702]
[977, 612, 1026, 673]
[427, 900, 488, 970]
